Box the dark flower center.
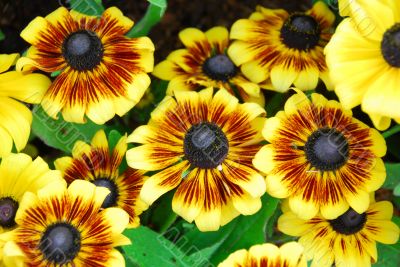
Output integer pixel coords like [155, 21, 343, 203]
[39, 222, 81, 264]
[280, 14, 321, 51]
[304, 127, 349, 171]
[62, 30, 103, 71]
[92, 178, 119, 208]
[329, 208, 367, 235]
[202, 54, 237, 81]
[184, 122, 229, 169]
[0, 197, 18, 228]
[381, 23, 400, 67]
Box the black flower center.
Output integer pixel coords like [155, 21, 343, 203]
[62, 30, 103, 71]
[381, 23, 400, 67]
[202, 54, 237, 81]
[0, 197, 18, 228]
[304, 128, 349, 171]
[39, 223, 81, 264]
[184, 122, 229, 169]
[92, 178, 119, 208]
[329, 208, 367, 235]
[280, 14, 321, 51]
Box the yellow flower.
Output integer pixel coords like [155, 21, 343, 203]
[218, 242, 307, 267]
[253, 90, 386, 220]
[228, 2, 335, 92]
[325, 0, 400, 130]
[127, 88, 266, 231]
[55, 130, 148, 228]
[0, 180, 130, 266]
[0, 153, 62, 234]
[153, 27, 265, 105]
[18, 7, 154, 124]
[278, 198, 400, 267]
[0, 54, 50, 157]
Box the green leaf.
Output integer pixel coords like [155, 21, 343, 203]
[394, 183, 400, 196]
[122, 226, 193, 267]
[382, 163, 400, 190]
[209, 194, 280, 264]
[32, 105, 103, 153]
[144, 190, 178, 232]
[126, 0, 167, 37]
[0, 29, 5, 41]
[70, 0, 104, 16]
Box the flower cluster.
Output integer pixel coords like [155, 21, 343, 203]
[0, 0, 398, 266]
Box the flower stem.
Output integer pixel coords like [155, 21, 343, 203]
[382, 124, 400, 139]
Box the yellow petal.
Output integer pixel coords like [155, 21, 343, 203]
[270, 65, 298, 92]
[265, 173, 290, 198]
[346, 190, 370, 214]
[86, 99, 115, 125]
[153, 60, 179, 80]
[20, 16, 48, 45]
[0, 126, 13, 157]
[289, 195, 319, 220]
[107, 249, 127, 267]
[140, 161, 188, 205]
[195, 207, 221, 232]
[241, 60, 268, 84]
[54, 156, 73, 173]
[367, 221, 399, 244]
[102, 207, 130, 234]
[253, 145, 275, 174]
[0, 54, 19, 73]
[0, 97, 32, 151]
[369, 129, 386, 157]
[2, 241, 25, 267]
[172, 168, 205, 222]
[126, 72, 151, 103]
[294, 68, 320, 91]
[227, 41, 254, 66]
[205, 26, 229, 46]
[72, 140, 91, 158]
[103, 6, 134, 33]
[232, 193, 262, 215]
[262, 115, 282, 142]
[179, 28, 207, 48]
[284, 90, 310, 116]
[91, 129, 109, 150]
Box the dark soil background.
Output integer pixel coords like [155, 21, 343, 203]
[0, 0, 310, 60]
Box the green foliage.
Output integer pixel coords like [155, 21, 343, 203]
[382, 163, 400, 196]
[31, 105, 104, 153]
[70, 0, 104, 16]
[0, 29, 5, 42]
[126, 0, 168, 37]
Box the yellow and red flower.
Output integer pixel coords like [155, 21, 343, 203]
[153, 27, 264, 105]
[228, 2, 335, 92]
[0, 180, 130, 267]
[18, 7, 154, 124]
[253, 90, 386, 220]
[127, 88, 266, 231]
[55, 130, 147, 228]
[278, 198, 400, 267]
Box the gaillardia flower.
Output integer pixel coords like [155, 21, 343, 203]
[153, 27, 264, 105]
[17, 7, 154, 124]
[278, 199, 400, 267]
[228, 2, 335, 92]
[54, 130, 148, 228]
[253, 90, 386, 220]
[0, 180, 130, 266]
[0, 153, 62, 234]
[218, 242, 306, 267]
[127, 88, 266, 231]
[0, 53, 50, 157]
[325, 0, 400, 130]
